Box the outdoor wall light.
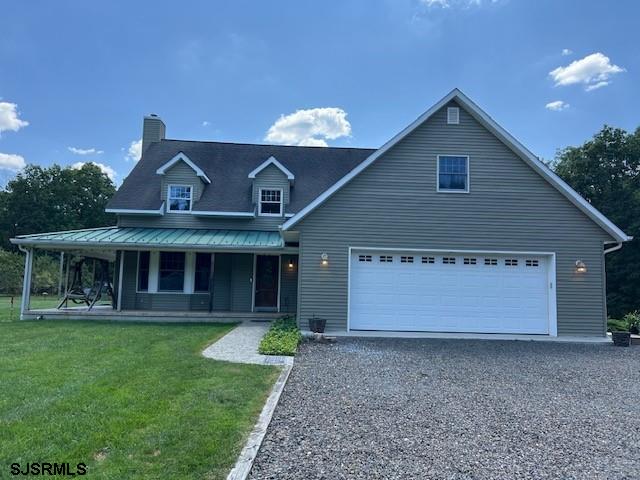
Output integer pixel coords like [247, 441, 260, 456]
[288, 259, 295, 269]
[320, 252, 329, 266]
[575, 260, 587, 274]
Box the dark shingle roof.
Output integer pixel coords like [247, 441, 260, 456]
[107, 140, 375, 213]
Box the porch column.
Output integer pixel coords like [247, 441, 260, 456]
[20, 247, 34, 319]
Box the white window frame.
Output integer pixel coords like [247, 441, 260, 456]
[436, 155, 470, 194]
[258, 188, 283, 217]
[167, 184, 193, 213]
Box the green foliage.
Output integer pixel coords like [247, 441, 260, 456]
[553, 125, 640, 317]
[0, 307, 279, 479]
[0, 249, 23, 294]
[258, 315, 301, 356]
[623, 311, 640, 333]
[0, 249, 62, 294]
[607, 319, 629, 333]
[0, 163, 116, 250]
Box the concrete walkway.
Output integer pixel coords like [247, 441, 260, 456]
[202, 321, 293, 366]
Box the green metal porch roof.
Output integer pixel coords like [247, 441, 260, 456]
[11, 226, 284, 250]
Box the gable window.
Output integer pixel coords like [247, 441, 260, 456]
[447, 107, 460, 125]
[194, 253, 212, 292]
[259, 188, 282, 216]
[168, 185, 192, 212]
[437, 156, 469, 193]
[158, 251, 185, 291]
[137, 251, 150, 292]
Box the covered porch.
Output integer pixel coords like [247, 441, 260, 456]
[11, 227, 298, 321]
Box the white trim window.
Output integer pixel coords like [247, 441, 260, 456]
[158, 251, 185, 292]
[167, 185, 193, 212]
[258, 188, 283, 216]
[437, 155, 469, 193]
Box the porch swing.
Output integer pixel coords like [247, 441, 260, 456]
[57, 257, 115, 310]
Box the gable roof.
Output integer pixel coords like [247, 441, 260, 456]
[107, 141, 374, 214]
[282, 88, 631, 243]
[248, 156, 295, 182]
[155, 152, 212, 183]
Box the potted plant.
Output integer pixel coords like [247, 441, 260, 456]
[608, 319, 631, 347]
[308, 314, 326, 334]
[624, 311, 640, 335]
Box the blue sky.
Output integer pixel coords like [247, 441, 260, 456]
[0, 0, 638, 185]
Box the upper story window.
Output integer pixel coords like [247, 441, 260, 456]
[437, 156, 469, 193]
[259, 188, 283, 216]
[168, 185, 192, 212]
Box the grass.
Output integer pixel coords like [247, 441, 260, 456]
[0, 296, 279, 479]
[258, 316, 301, 356]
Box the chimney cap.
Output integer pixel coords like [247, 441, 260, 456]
[145, 113, 162, 119]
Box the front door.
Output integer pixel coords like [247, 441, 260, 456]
[254, 255, 279, 311]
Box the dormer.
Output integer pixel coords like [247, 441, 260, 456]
[248, 156, 294, 217]
[156, 152, 211, 213]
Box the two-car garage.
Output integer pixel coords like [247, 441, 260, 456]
[348, 250, 555, 335]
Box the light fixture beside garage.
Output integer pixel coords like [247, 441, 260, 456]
[575, 260, 587, 274]
[320, 252, 329, 266]
[288, 258, 295, 270]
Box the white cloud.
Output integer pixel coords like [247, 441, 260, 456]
[545, 100, 569, 111]
[0, 152, 26, 171]
[0, 102, 29, 134]
[126, 139, 142, 162]
[71, 161, 116, 181]
[549, 52, 625, 91]
[202, 121, 210, 127]
[68, 146, 104, 155]
[585, 81, 609, 92]
[265, 107, 351, 147]
[561, 48, 573, 56]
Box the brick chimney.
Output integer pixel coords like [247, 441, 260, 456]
[142, 114, 166, 153]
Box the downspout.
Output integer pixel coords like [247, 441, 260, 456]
[604, 242, 623, 255]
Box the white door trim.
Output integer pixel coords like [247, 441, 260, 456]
[347, 246, 557, 336]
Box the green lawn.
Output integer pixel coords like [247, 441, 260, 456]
[0, 296, 279, 479]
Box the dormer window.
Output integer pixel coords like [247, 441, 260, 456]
[259, 188, 282, 216]
[168, 185, 192, 212]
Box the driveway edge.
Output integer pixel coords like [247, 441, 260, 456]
[227, 362, 293, 480]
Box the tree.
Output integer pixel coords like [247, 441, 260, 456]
[554, 125, 640, 318]
[0, 163, 116, 250]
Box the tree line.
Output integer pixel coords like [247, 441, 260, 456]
[0, 129, 638, 317]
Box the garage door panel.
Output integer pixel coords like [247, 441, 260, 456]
[349, 251, 550, 334]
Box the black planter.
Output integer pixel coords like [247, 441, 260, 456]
[308, 317, 326, 334]
[612, 331, 631, 347]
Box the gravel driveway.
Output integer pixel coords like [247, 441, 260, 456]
[250, 338, 640, 480]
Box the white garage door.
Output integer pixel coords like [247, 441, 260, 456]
[349, 251, 552, 334]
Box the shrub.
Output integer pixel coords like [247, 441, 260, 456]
[258, 315, 301, 356]
[623, 311, 640, 334]
[607, 319, 629, 333]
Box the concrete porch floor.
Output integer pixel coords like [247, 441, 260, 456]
[23, 305, 283, 322]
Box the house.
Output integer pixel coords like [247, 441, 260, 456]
[12, 89, 632, 338]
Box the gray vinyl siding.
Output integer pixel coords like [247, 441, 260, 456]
[161, 161, 205, 202]
[279, 255, 299, 313]
[295, 100, 613, 336]
[252, 164, 291, 206]
[118, 250, 255, 312]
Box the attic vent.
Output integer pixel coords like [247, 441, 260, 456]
[447, 107, 460, 125]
